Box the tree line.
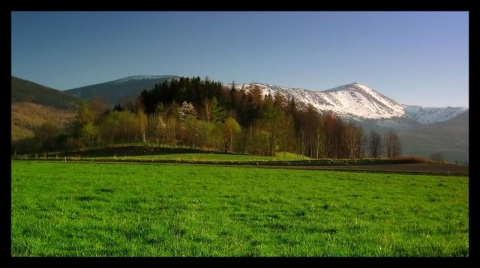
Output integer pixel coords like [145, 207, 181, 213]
[12, 76, 402, 159]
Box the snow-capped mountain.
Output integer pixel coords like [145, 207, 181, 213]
[112, 75, 176, 84]
[235, 81, 468, 163]
[61, 75, 468, 163]
[236, 82, 467, 125]
[66, 75, 467, 126]
[403, 105, 468, 124]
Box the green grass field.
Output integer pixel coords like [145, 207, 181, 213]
[11, 160, 469, 257]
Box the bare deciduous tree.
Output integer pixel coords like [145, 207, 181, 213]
[384, 131, 402, 158]
[344, 122, 363, 159]
[367, 130, 383, 158]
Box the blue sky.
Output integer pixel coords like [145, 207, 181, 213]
[11, 11, 469, 107]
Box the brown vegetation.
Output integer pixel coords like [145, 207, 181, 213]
[11, 102, 76, 141]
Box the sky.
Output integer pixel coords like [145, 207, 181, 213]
[11, 11, 469, 108]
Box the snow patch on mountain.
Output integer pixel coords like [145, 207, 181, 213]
[316, 83, 405, 119]
[403, 105, 468, 124]
[113, 75, 175, 84]
[232, 81, 467, 126]
[238, 82, 405, 120]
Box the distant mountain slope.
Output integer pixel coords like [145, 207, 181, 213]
[396, 110, 469, 163]
[11, 76, 81, 142]
[403, 105, 468, 124]
[236, 81, 468, 163]
[11, 102, 76, 142]
[11, 76, 82, 111]
[238, 82, 467, 124]
[64, 75, 467, 126]
[64, 75, 179, 106]
[239, 82, 403, 119]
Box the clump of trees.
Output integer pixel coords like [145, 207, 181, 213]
[12, 76, 405, 160]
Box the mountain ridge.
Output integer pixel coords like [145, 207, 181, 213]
[17, 74, 468, 126]
[112, 75, 177, 84]
[12, 75, 468, 163]
[10, 76, 81, 142]
[236, 81, 467, 125]
[60, 75, 468, 124]
[11, 76, 82, 111]
[64, 75, 179, 106]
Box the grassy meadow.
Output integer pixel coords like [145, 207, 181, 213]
[11, 160, 468, 257]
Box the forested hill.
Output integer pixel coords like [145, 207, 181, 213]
[11, 76, 82, 111]
[11, 76, 82, 143]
